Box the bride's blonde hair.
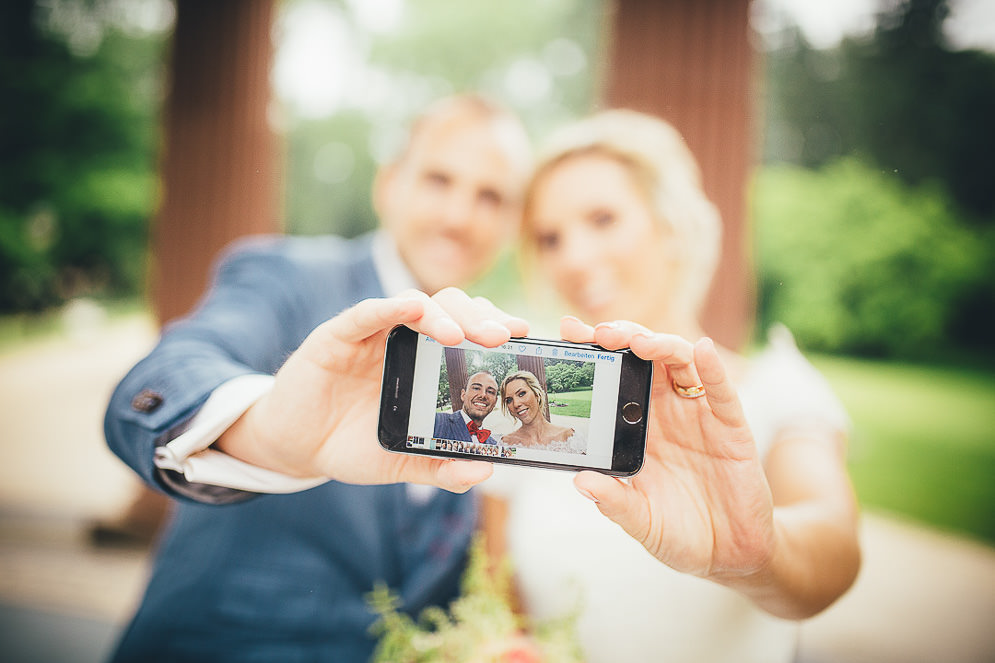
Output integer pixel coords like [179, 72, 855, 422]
[523, 109, 722, 320]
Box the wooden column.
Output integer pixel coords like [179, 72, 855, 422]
[445, 347, 469, 412]
[151, 0, 280, 325]
[602, 0, 755, 349]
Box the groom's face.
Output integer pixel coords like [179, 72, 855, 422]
[460, 372, 499, 423]
[376, 105, 529, 293]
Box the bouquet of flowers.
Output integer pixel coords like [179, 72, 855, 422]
[368, 536, 584, 663]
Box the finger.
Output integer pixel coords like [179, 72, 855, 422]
[379, 289, 468, 345]
[560, 315, 595, 343]
[470, 295, 530, 338]
[628, 332, 701, 390]
[433, 459, 495, 493]
[318, 296, 430, 344]
[592, 320, 655, 350]
[430, 287, 514, 347]
[574, 471, 652, 544]
[399, 457, 494, 493]
[694, 337, 747, 427]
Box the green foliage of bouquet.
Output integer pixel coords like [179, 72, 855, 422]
[368, 537, 584, 663]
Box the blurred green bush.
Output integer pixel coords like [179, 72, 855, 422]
[753, 158, 991, 358]
[0, 1, 165, 313]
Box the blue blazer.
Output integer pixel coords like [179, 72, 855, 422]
[104, 235, 476, 662]
[434, 410, 499, 445]
[434, 411, 473, 443]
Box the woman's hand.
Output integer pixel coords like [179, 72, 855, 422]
[216, 288, 528, 493]
[564, 317, 777, 582]
[564, 316, 860, 618]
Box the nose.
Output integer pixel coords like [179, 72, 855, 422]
[555, 227, 599, 280]
[438, 188, 475, 231]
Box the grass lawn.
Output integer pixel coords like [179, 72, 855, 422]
[548, 388, 592, 418]
[811, 355, 995, 545]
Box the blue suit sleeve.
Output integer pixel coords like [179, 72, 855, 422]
[104, 237, 325, 504]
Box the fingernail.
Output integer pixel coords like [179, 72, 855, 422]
[434, 317, 463, 339]
[595, 321, 620, 331]
[575, 486, 600, 503]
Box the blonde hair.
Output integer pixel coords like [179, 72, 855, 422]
[499, 370, 546, 420]
[523, 109, 722, 318]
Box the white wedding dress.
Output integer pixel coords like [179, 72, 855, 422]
[481, 327, 849, 663]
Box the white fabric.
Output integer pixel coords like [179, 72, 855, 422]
[151, 235, 426, 495]
[153, 374, 328, 493]
[481, 327, 849, 663]
[372, 229, 420, 297]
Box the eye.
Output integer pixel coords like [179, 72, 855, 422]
[478, 188, 502, 208]
[424, 171, 450, 187]
[535, 231, 559, 252]
[591, 209, 615, 228]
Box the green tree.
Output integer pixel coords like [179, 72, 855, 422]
[754, 158, 984, 358]
[763, 0, 995, 223]
[0, 0, 167, 312]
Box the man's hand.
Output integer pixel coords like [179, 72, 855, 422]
[216, 288, 528, 493]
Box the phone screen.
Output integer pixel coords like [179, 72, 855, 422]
[400, 333, 635, 471]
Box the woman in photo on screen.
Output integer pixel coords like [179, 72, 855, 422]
[480, 109, 860, 663]
[498, 370, 586, 453]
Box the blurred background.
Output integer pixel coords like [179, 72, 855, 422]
[1, 0, 993, 661]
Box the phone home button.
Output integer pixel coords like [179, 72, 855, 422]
[621, 402, 643, 425]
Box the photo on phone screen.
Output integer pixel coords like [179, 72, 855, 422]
[379, 328, 652, 475]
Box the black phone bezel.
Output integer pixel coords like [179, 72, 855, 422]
[377, 325, 652, 476]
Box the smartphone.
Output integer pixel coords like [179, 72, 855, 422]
[378, 326, 653, 476]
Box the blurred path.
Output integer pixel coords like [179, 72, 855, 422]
[797, 513, 995, 663]
[0, 307, 157, 663]
[0, 308, 993, 663]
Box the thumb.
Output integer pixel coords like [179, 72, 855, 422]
[574, 471, 652, 544]
[417, 458, 494, 493]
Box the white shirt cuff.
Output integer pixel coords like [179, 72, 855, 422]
[153, 374, 329, 494]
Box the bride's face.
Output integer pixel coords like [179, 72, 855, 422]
[504, 378, 540, 425]
[527, 154, 678, 326]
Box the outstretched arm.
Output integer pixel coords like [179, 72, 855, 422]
[565, 317, 860, 619]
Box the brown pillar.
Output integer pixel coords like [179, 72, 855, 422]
[150, 0, 280, 325]
[602, 0, 755, 349]
[445, 347, 469, 412]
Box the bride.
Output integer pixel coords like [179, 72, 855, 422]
[481, 109, 859, 663]
[498, 370, 586, 453]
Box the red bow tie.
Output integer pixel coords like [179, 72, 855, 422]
[467, 420, 491, 443]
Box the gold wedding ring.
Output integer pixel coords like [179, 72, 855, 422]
[672, 379, 706, 399]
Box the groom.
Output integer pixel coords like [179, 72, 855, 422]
[104, 94, 530, 662]
[434, 370, 501, 445]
